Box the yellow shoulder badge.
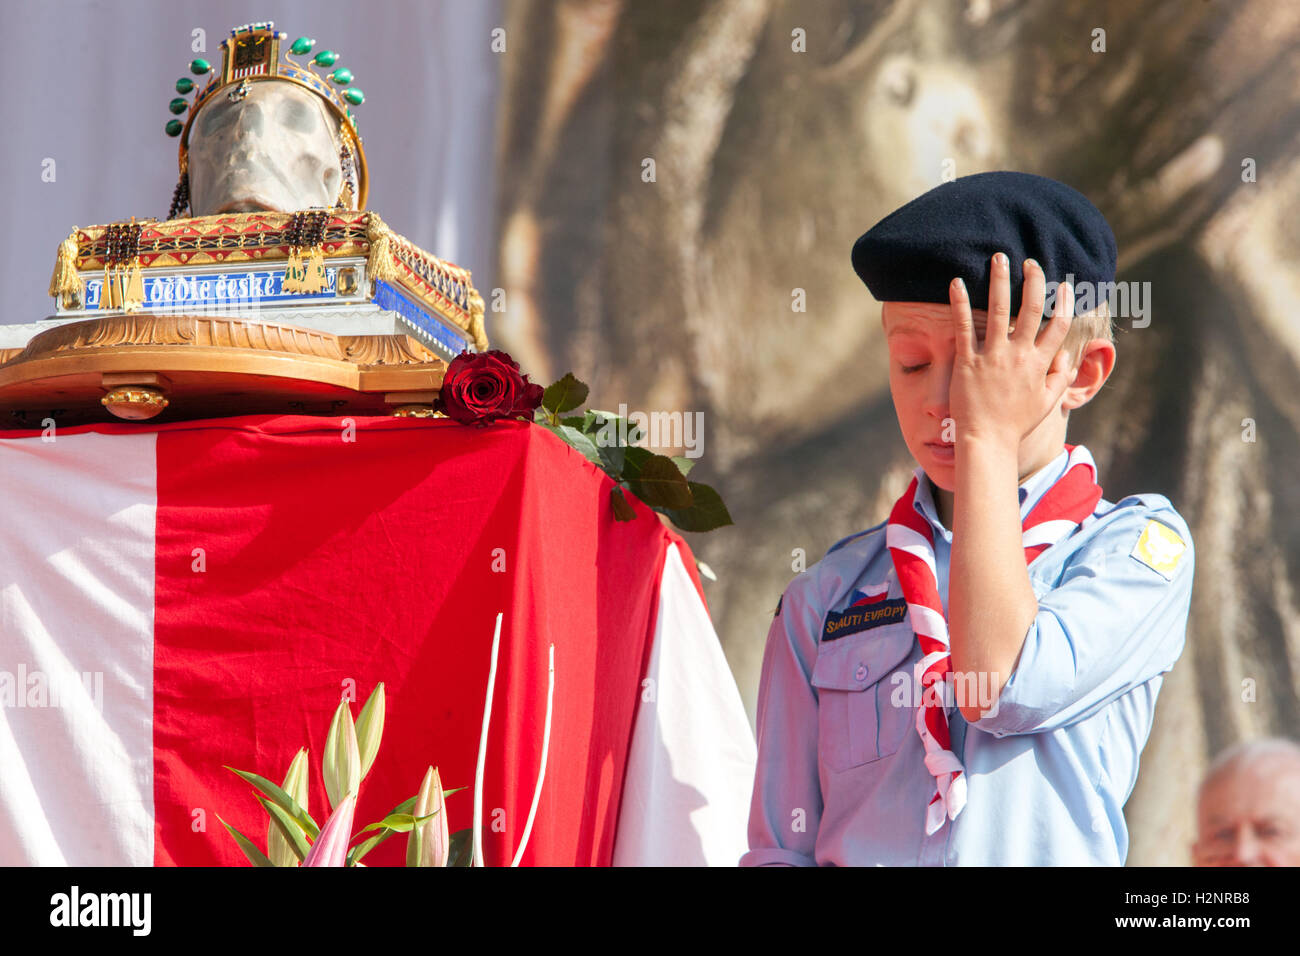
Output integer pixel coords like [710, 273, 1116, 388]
[1130, 519, 1186, 580]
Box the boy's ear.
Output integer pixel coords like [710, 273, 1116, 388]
[1060, 339, 1116, 411]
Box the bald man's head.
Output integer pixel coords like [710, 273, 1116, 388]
[1193, 738, 1300, 866]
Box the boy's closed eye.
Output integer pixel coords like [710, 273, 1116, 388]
[890, 349, 931, 372]
[889, 344, 934, 374]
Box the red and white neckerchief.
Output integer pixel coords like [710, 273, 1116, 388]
[884, 443, 1103, 835]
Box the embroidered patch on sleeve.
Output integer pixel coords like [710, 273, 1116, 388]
[1130, 519, 1186, 580]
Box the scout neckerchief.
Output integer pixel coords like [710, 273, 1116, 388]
[885, 443, 1103, 835]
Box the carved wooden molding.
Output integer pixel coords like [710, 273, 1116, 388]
[9, 315, 347, 363]
[0, 315, 448, 425]
[339, 334, 441, 367]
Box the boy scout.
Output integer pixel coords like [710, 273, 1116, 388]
[742, 171, 1194, 866]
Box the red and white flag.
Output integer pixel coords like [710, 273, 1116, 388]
[0, 415, 754, 866]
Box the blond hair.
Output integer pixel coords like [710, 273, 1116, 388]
[1062, 299, 1113, 367]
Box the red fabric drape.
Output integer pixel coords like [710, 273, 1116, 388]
[0, 413, 703, 866]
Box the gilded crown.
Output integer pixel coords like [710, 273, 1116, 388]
[164, 22, 368, 212]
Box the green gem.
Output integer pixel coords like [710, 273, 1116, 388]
[343, 88, 364, 106]
[175, 77, 195, 94]
[189, 58, 211, 75]
[329, 68, 353, 86]
[168, 97, 188, 115]
[290, 36, 314, 56]
[165, 119, 183, 137]
[312, 49, 338, 67]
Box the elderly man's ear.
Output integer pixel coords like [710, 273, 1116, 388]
[1060, 339, 1116, 411]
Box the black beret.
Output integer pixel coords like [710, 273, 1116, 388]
[851, 171, 1117, 316]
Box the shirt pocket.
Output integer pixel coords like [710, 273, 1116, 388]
[811, 623, 916, 773]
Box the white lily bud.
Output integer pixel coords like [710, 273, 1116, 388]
[323, 699, 361, 810]
[268, 747, 309, 867]
[356, 683, 386, 782]
[409, 766, 449, 867]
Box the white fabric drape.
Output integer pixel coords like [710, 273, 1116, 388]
[613, 542, 757, 866]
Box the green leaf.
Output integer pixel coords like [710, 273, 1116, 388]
[446, 827, 474, 868]
[347, 795, 417, 865]
[589, 410, 644, 446]
[620, 444, 653, 478]
[541, 373, 589, 415]
[559, 410, 627, 474]
[539, 421, 604, 467]
[359, 813, 417, 833]
[671, 456, 696, 477]
[348, 832, 385, 865]
[591, 426, 626, 475]
[610, 486, 637, 522]
[226, 766, 320, 839]
[560, 411, 597, 432]
[626, 454, 693, 509]
[352, 797, 417, 843]
[359, 811, 437, 835]
[258, 796, 310, 863]
[218, 815, 276, 867]
[355, 683, 386, 782]
[662, 481, 734, 532]
[560, 425, 606, 466]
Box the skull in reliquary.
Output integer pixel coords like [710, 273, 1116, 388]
[187, 80, 350, 215]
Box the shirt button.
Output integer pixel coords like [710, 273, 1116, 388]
[855, 664, 868, 681]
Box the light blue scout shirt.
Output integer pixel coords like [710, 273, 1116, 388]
[741, 449, 1194, 866]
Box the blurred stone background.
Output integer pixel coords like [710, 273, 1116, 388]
[492, 0, 1300, 865]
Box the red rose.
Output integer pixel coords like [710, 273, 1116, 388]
[435, 349, 544, 426]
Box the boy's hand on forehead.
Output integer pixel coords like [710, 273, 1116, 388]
[948, 252, 1075, 450]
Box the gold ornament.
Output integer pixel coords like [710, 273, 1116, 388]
[301, 246, 328, 294]
[48, 228, 84, 301]
[100, 264, 120, 310]
[282, 247, 303, 293]
[101, 386, 170, 421]
[122, 259, 145, 313]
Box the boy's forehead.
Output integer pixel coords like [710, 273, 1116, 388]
[882, 301, 992, 335]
